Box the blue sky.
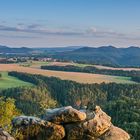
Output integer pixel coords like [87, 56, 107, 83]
[0, 0, 140, 47]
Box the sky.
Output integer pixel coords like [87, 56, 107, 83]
[0, 0, 140, 48]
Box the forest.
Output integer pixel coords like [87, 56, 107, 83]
[0, 71, 139, 139]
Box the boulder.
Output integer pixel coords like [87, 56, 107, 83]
[0, 128, 15, 140]
[43, 106, 86, 124]
[11, 106, 130, 140]
[65, 123, 96, 140]
[12, 116, 45, 127]
[99, 125, 130, 140]
[65, 106, 112, 139]
[12, 116, 65, 140]
[83, 106, 111, 137]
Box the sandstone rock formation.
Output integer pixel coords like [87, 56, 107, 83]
[12, 116, 65, 140]
[10, 106, 130, 140]
[99, 125, 130, 140]
[43, 106, 86, 124]
[65, 106, 111, 139]
[12, 116, 45, 127]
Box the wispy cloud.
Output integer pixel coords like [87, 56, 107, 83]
[86, 27, 125, 38]
[0, 23, 139, 41]
[0, 24, 83, 36]
[0, 33, 39, 39]
[86, 27, 140, 40]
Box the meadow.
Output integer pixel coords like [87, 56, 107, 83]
[0, 72, 33, 89]
[0, 64, 136, 84]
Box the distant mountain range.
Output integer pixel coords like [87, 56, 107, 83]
[53, 46, 140, 67]
[35, 46, 84, 53]
[0, 45, 82, 54]
[0, 45, 32, 54]
[1, 45, 140, 67]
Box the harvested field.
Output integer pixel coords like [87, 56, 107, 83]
[0, 64, 136, 84]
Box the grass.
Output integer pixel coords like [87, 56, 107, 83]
[0, 72, 33, 89]
[0, 64, 137, 84]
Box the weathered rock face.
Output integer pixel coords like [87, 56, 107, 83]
[10, 106, 130, 140]
[84, 106, 112, 137]
[12, 116, 45, 127]
[12, 116, 65, 140]
[65, 106, 112, 140]
[99, 125, 130, 140]
[0, 128, 15, 140]
[43, 106, 86, 124]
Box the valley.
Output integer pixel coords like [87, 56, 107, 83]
[1, 1, 140, 139]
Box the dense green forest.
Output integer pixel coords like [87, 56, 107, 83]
[0, 71, 139, 139]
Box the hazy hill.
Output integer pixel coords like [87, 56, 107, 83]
[0, 45, 32, 54]
[36, 46, 83, 53]
[53, 46, 140, 67]
[1, 45, 140, 67]
[0, 45, 83, 54]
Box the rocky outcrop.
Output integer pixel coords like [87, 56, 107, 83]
[11, 106, 130, 140]
[84, 106, 112, 137]
[43, 106, 86, 124]
[0, 128, 15, 140]
[12, 116, 65, 140]
[99, 125, 130, 140]
[65, 106, 112, 140]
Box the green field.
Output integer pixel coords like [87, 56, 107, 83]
[0, 72, 33, 89]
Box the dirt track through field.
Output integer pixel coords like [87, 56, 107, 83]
[0, 64, 135, 84]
